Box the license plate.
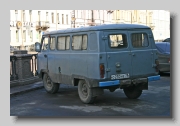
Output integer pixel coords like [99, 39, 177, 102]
[111, 73, 130, 80]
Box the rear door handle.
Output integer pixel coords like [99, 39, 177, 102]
[132, 53, 135, 56]
[44, 54, 47, 58]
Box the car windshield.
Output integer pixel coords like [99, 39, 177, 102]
[155, 42, 170, 54]
[163, 38, 170, 42]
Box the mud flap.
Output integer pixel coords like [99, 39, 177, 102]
[92, 87, 104, 97]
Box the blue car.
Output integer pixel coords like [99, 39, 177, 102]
[155, 42, 170, 74]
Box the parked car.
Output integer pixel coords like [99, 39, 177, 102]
[162, 38, 170, 42]
[155, 42, 170, 74]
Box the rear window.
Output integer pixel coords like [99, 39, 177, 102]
[131, 33, 149, 48]
[109, 34, 127, 48]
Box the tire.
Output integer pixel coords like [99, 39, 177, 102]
[123, 86, 142, 99]
[78, 80, 96, 104]
[43, 73, 59, 94]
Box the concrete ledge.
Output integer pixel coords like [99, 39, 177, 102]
[10, 76, 42, 88]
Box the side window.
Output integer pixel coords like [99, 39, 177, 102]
[50, 37, 56, 50]
[82, 35, 87, 50]
[42, 37, 49, 51]
[66, 36, 70, 50]
[109, 34, 127, 48]
[131, 33, 149, 48]
[57, 36, 65, 50]
[57, 36, 70, 50]
[72, 35, 87, 50]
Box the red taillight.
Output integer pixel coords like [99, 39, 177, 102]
[100, 64, 105, 78]
[155, 59, 159, 72]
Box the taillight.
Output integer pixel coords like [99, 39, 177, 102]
[100, 64, 105, 78]
[155, 59, 159, 72]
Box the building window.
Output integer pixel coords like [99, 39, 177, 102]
[16, 30, 19, 42]
[39, 31, 41, 42]
[52, 13, 54, 23]
[10, 30, 11, 43]
[29, 10, 32, 22]
[46, 12, 48, 22]
[30, 30, 33, 42]
[57, 13, 59, 24]
[36, 31, 41, 41]
[23, 30, 26, 42]
[38, 11, 41, 21]
[62, 14, 64, 24]
[23, 10, 26, 22]
[15, 10, 18, 21]
[66, 15, 68, 24]
[117, 10, 120, 20]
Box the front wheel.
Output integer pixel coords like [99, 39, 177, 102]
[123, 86, 142, 99]
[78, 80, 96, 104]
[43, 73, 59, 94]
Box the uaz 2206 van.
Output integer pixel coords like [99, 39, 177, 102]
[35, 24, 160, 104]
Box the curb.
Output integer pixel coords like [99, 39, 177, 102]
[10, 77, 42, 88]
[10, 81, 44, 96]
[10, 86, 44, 96]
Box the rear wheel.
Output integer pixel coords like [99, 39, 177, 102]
[43, 73, 59, 94]
[123, 86, 142, 99]
[78, 80, 96, 104]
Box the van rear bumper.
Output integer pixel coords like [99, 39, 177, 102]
[98, 75, 160, 87]
[148, 75, 160, 82]
[99, 80, 120, 87]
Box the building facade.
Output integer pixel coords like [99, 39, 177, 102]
[10, 10, 170, 51]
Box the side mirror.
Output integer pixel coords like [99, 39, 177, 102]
[35, 42, 41, 52]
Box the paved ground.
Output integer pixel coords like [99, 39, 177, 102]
[10, 73, 171, 117]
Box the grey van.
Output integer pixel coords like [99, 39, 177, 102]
[35, 24, 160, 104]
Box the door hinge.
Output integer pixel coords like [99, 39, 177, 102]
[102, 36, 107, 40]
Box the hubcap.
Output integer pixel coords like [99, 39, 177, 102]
[46, 76, 52, 89]
[82, 83, 88, 97]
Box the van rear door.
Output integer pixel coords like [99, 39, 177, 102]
[128, 29, 155, 78]
[103, 31, 132, 80]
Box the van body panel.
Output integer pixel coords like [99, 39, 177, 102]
[37, 24, 160, 89]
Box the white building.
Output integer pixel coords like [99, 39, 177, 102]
[151, 10, 170, 41]
[10, 10, 170, 51]
[10, 10, 72, 50]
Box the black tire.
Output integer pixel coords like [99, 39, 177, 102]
[43, 73, 59, 94]
[123, 86, 142, 99]
[78, 80, 96, 104]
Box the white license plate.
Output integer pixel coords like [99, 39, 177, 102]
[111, 73, 130, 80]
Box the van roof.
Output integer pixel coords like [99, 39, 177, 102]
[44, 24, 150, 35]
